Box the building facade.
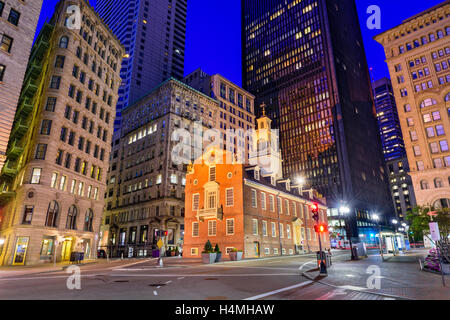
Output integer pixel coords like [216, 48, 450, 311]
[373, 78, 416, 219]
[0, 0, 124, 266]
[184, 69, 256, 163]
[101, 78, 219, 258]
[375, 2, 450, 209]
[96, 0, 187, 130]
[183, 114, 330, 259]
[0, 0, 44, 171]
[242, 0, 394, 240]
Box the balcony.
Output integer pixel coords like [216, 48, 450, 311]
[6, 139, 24, 160]
[22, 80, 38, 98]
[196, 206, 223, 221]
[0, 183, 15, 205]
[28, 61, 43, 78]
[10, 118, 30, 140]
[17, 98, 33, 117]
[2, 160, 18, 178]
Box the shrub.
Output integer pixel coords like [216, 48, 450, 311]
[203, 240, 213, 253]
[214, 244, 221, 253]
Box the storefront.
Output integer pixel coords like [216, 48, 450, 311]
[12, 237, 30, 266]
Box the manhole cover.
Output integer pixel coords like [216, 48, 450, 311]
[114, 280, 129, 283]
[148, 284, 167, 287]
[204, 278, 218, 280]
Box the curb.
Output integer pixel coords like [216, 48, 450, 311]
[301, 267, 413, 300]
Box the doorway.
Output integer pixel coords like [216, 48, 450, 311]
[253, 241, 260, 258]
[61, 237, 73, 261]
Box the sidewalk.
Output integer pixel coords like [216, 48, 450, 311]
[303, 249, 450, 300]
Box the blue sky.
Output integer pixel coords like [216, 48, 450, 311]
[35, 0, 444, 86]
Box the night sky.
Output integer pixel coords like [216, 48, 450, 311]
[35, 0, 444, 86]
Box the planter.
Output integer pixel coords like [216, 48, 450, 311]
[202, 253, 217, 264]
[229, 251, 243, 261]
[215, 253, 222, 263]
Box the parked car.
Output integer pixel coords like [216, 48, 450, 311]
[97, 249, 107, 258]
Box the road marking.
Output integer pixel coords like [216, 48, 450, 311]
[208, 265, 298, 271]
[244, 280, 313, 300]
[110, 273, 300, 277]
[153, 291, 158, 296]
[110, 259, 152, 270]
[157, 286, 161, 289]
[165, 280, 172, 284]
[298, 260, 315, 270]
[177, 277, 185, 280]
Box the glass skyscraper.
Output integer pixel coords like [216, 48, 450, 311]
[242, 0, 394, 239]
[96, 0, 187, 130]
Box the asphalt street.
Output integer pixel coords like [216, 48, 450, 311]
[0, 250, 447, 300]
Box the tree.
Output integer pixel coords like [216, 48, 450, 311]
[407, 206, 450, 242]
[203, 240, 213, 253]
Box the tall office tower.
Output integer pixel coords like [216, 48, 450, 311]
[184, 68, 256, 163]
[375, 1, 450, 209]
[373, 78, 416, 220]
[0, 0, 44, 171]
[100, 78, 218, 258]
[0, 0, 124, 266]
[242, 0, 394, 240]
[96, 0, 187, 130]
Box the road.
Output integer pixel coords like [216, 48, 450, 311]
[0, 249, 447, 300]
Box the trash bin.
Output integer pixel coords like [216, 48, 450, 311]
[316, 251, 331, 268]
[351, 246, 359, 260]
[78, 252, 84, 262]
[70, 252, 78, 263]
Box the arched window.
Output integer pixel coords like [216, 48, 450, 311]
[420, 180, 429, 190]
[434, 178, 444, 188]
[429, 33, 436, 42]
[84, 209, 94, 232]
[66, 205, 77, 230]
[420, 98, 437, 108]
[59, 36, 69, 49]
[45, 201, 59, 227]
[437, 30, 444, 39]
[445, 93, 450, 102]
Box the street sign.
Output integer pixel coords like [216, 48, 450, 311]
[157, 239, 164, 249]
[429, 222, 440, 241]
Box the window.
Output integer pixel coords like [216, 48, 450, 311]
[423, 114, 431, 123]
[434, 158, 443, 169]
[279, 223, 284, 238]
[277, 197, 282, 213]
[0, 34, 13, 53]
[252, 219, 258, 235]
[55, 55, 65, 68]
[271, 222, 276, 237]
[269, 195, 275, 212]
[192, 194, 199, 211]
[0, 64, 5, 81]
[35, 144, 47, 160]
[191, 248, 199, 256]
[417, 161, 425, 171]
[31, 168, 42, 184]
[208, 220, 217, 236]
[84, 209, 94, 231]
[45, 201, 59, 227]
[209, 166, 216, 181]
[170, 174, 177, 184]
[59, 175, 67, 191]
[206, 190, 217, 209]
[435, 178, 444, 188]
[436, 125, 445, 136]
[286, 225, 291, 239]
[251, 189, 257, 207]
[420, 180, 429, 190]
[430, 142, 439, 153]
[407, 118, 414, 126]
[51, 172, 58, 188]
[285, 199, 289, 215]
[226, 219, 234, 235]
[440, 140, 449, 152]
[7, 8, 20, 26]
[432, 111, 441, 121]
[413, 146, 421, 156]
[50, 76, 61, 89]
[22, 206, 34, 224]
[260, 192, 266, 210]
[0, 2, 4, 16]
[45, 97, 57, 111]
[410, 131, 418, 141]
[192, 222, 199, 237]
[40, 120, 52, 135]
[59, 36, 69, 48]
[66, 205, 77, 230]
[404, 104, 411, 112]
[226, 188, 234, 207]
[262, 221, 268, 236]
[426, 127, 435, 138]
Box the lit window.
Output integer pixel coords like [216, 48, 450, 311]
[226, 188, 234, 207]
[31, 168, 42, 184]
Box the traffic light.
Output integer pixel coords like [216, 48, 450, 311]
[311, 203, 319, 222]
[314, 224, 328, 233]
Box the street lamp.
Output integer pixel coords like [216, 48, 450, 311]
[391, 219, 399, 255]
[296, 176, 305, 194]
[372, 214, 384, 261]
[339, 205, 355, 260]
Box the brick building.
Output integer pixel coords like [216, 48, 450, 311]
[183, 114, 330, 259]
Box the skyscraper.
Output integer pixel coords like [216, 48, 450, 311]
[0, 0, 124, 266]
[97, 0, 187, 130]
[373, 78, 416, 219]
[242, 0, 394, 239]
[375, 1, 450, 209]
[0, 0, 44, 171]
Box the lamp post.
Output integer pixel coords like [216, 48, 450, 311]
[340, 205, 356, 260]
[372, 214, 384, 261]
[392, 219, 398, 255]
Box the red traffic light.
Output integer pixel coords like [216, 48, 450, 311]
[310, 203, 319, 213]
[314, 224, 328, 233]
[164, 231, 168, 237]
